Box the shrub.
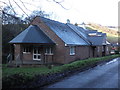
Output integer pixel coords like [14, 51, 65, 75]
[2, 54, 120, 88]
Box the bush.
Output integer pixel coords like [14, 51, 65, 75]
[2, 54, 120, 88]
[115, 51, 119, 54]
[2, 73, 33, 88]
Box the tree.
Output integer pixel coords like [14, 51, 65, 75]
[2, 6, 24, 24]
[24, 10, 51, 23]
[0, 0, 66, 23]
[2, 6, 52, 63]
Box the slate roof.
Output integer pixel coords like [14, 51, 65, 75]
[41, 17, 90, 45]
[66, 23, 107, 46]
[40, 17, 108, 46]
[9, 25, 55, 44]
[88, 36, 106, 46]
[9, 17, 108, 46]
[87, 30, 106, 45]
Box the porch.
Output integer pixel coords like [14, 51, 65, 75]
[8, 44, 55, 66]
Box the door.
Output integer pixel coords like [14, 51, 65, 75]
[33, 47, 41, 61]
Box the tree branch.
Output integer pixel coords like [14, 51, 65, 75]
[53, 0, 64, 3]
[2, 10, 19, 20]
[19, 0, 29, 11]
[8, 0, 16, 15]
[12, 0, 30, 18]
[53, 0, 69, 10]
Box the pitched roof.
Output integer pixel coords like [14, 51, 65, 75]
[9, 25, 55, 44]
[41, 17, 90, 46]
[66, 24, 107, 46]
[88, 36, 106, 46]
[9, 17, 108, 46]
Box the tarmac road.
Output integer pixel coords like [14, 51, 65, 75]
[46, 58, 120, 88]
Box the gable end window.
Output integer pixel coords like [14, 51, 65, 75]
[70, 46, 75, 55]
[23, 46, 31, 53]
[45, 47, 53, 55]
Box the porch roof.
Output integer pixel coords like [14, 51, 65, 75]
[9, 25, 55, 44]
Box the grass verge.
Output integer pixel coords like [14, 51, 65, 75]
[2, 54, 120, 88]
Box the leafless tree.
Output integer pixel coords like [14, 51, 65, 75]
[0, 0, 66, 23]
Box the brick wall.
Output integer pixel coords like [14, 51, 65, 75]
[31, 17, 66, 64]
[64, 46, 90, 64]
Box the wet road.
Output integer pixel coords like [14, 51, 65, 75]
[46, 58, 120, 88]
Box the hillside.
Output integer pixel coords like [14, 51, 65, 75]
[85, 23, 119, 43]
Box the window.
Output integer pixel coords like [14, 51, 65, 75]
[102, 46, 104, 52]
[33, 48, 41, 60]
[97, 47, 100, 52]
[88, 33, 97, 36]
[45, 47, 53, 55]
[70, 46, 75, 55]
[106, 47, 109, 51]
[23, 46, 31, 53]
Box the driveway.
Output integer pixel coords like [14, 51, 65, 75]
[46, 58, 120, 88]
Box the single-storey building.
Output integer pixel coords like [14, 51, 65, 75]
[9, 17, 111, 65]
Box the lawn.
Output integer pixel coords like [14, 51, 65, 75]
[2, 65, 61, 77]
[2, 54, 120, 78]
[2, 54, 120, 88]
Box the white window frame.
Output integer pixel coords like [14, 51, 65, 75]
[70, 46, 75, 55]
[33, 48, 41, 61]
[23, 46, 31, 54]
[45, 47, 53, 55]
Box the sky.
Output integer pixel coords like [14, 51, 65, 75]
[1, 0, 119, 26]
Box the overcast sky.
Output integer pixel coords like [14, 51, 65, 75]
[2, 0, 119, 26]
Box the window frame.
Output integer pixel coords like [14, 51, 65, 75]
[33, 48, 41, 61]
[23, 46, 31, 54]
[70, 46, 75, 55]
[97, 47, 100, 52]
[106, 47, 109, 51]
[45, 47, 53, 55]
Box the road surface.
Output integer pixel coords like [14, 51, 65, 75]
[46, 58, 120, 88]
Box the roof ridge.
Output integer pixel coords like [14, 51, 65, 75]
[22, 26, 31, 42]
[40, 17, 65, 25]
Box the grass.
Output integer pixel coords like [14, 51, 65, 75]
[2, 54, 120, 78]
[107, 35, 118, 43]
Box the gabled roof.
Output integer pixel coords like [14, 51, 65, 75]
[9, 25, 55, 44]
[9, 17, 108, 46]
[41, 17, 89, 46]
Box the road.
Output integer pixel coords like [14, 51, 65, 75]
[46, 58, 120, 88]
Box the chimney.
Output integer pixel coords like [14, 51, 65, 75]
[67, 19, 70, 24]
